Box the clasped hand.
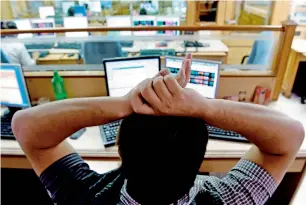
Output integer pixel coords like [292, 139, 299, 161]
[127, 54, 204, 117]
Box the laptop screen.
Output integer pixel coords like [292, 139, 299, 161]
[104, 57, 160, 97]
[165, 57, 220, 99]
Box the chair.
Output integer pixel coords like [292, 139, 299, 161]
[82, 41, 123, 64]
[0, 49, 10, 63]
[241, 31, 274, 65]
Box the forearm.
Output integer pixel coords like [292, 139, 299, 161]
[200, 99, 304, 155]
[12, 97, 132, 149]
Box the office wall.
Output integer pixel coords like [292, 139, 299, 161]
[1, 0, 13, 20]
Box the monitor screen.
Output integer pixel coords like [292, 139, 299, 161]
[39, 6, 55, 19]
[14, 19, 33, 39]
[104, 57, 160, 97]
[31, 19, 55, 37]
[0, 64, 31, 108]
[165, 57, 220, 99]
[64, 17, 88, 37]
[88, 0, 102, 12]
[132, 16, 156, 36]
[106, 16, 132, 36]
[156, 16, 180, 36]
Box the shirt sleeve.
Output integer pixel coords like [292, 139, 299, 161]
[39, 153, 101, 205]
[201, 159, 277, 205]
[19, 44, 36, 66]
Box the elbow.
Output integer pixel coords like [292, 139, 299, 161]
[287, 120, 305, 154]
[12, 110, 33, 146]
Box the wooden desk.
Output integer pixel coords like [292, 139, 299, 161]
[1, 126, 306, 173]
[36, 53, 83, 65]
[282, 39, 306, 97]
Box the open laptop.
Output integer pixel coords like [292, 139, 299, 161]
[0, 64, 31, 139]
[101, 56, 161, 147]
[165, 57, 248, 143]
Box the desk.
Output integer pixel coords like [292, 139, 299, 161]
[36, 53, 83, 65]
[122, 40, 229, 63]
[282, 39, 306, 97]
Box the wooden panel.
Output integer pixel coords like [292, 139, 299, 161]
[218, 76, 275, 101]
[1, 0, 13, 20]
[216, 1, 226, 25]
[223, 39, 255, 47]
[226, 47, 252, 64]
[25, 74, 274, 103]
[26, 77, 107, 101]
[270, 1, 291, 25]
[272, 21, 297, 100]
[186, 1, 197, 25]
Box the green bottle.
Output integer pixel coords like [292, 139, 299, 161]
[52, 70, 67, 100]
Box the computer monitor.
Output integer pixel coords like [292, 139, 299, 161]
[103, 57, 160, 97]
[14, 19, 33, 39]
[31, 18, 56, 37]
[88, 0, 102, 12]
[64, 17, 88, 37]
[106, 16, 132, 36]
[132, 16, 156, 36]
[156, 16, 180, 36]
[62, 1, 76, 14]
[39, 6, 55, 19]
[0, 64, 31, 108]
[165, 57, 220, 99]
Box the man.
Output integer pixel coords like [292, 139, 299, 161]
[1, 21, 39, 66]
[12, 56, 304, 204]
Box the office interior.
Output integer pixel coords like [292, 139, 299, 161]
[0, 0, 305, 204]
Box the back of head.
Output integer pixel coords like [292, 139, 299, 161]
[117, 114, 208, 204]
[1, 21, 17, 38]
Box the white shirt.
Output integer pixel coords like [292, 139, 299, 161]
[1, 42, 36, 66]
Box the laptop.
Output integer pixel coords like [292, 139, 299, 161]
[101, 56, 161, 147]
[165, 56, 248, 143]
[1, 64, 31, 139]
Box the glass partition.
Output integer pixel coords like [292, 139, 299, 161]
[1, 27, 279, 72]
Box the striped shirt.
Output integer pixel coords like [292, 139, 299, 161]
[40, 153, 277, 205]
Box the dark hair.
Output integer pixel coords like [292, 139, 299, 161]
[117, 114, 208, 204]
[1, 21, 17, 30]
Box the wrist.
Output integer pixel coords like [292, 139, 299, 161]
[119, 96, 133, 118]
[194, 97, 215, 121]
